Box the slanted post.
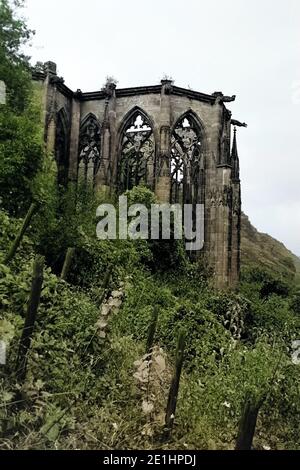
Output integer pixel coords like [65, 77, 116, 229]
[5, 202, 40, 264]
[164, 329, 186, 439]
[61, 247, 75, 281]
[235, 394, 263, 450]
[16, 255, 44, 382]
[146, 306, 159, 353]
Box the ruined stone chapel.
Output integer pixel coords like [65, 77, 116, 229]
[33, 61, 247, 288]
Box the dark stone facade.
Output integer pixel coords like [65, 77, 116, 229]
[33, 62, 244, 289]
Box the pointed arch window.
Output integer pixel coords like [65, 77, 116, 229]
[78, 114, 101, 184]
[170, 115, 204, 205]
[119, 110, 155, 193]
[55, 109, 69, 187]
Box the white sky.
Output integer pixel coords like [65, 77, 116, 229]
[23, 0, 300, 255]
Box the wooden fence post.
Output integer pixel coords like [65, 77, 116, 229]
[146, 306, 159, 354]
[16, 255, 44, 382]
[235, 394, 263, 450]
[61, 247, 75, 281]
[164, 329, 186, 440]
[5, 202, 40, 264]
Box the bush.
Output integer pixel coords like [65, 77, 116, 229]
[0, 103, 44, 215]
[241, 267, 290, 298]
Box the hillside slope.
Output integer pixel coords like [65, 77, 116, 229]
[241, 212, 300, 283]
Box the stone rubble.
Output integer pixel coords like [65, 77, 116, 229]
[96, 286, 124, 338]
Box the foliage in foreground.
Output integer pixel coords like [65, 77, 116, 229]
[0, 188, 299, 449]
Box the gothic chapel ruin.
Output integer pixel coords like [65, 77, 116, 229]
[33, 62, 247, 288]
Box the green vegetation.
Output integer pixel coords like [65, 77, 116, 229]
[0, 189, 299, 449]
[0, 0, 44, 215]
[0, 0, 299, 451]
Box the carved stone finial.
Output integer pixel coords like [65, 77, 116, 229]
[161, 76, 174, 95]
[161, 81, 173, 95]
[44, 61, 57, 75]
[74, 89, 82, 98]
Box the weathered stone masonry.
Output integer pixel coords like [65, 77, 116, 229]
[33, 61, 245, 289]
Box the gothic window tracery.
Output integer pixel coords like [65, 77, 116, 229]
[78, 114, 101, 184]
[170, 115, 203, 205]
[119, 111, 155, 192]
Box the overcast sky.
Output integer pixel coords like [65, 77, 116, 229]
[23, 0, 300, 255]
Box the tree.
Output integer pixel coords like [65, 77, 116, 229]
[0, 0, 44, 215]
[0, 0, 33, 112]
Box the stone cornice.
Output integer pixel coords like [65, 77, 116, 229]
[171, 86, 215, 104]
[56, 82, 74, 99]
[32, 72, 220, 105]
[81, 85, 216, 103]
